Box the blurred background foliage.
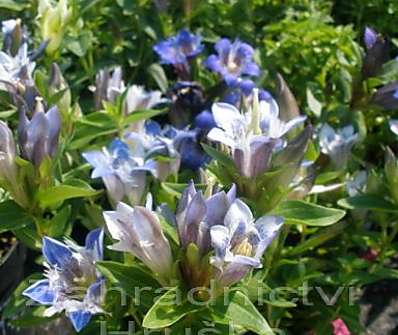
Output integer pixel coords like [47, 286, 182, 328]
[1, 0, 397, 117]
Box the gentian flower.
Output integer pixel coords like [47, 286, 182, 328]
[194, 110, 217, 132]
[18, 98, 61, 167]
[0, 43, 35, 91]
[2, 19, 25, 55]
[346, 170, 367, 197]
[205, 38, 260, 88]
[176, 182, 236, 254]
[210, 199, 283, 286]
[0, 121, 28, 207]
[48, 63, 71, 115]
[83, 139, 154, 206]
[176, 182, 237, 287]
[319, 124, 359, 169]
[173, 129, 210, 170]
[332, 318, 351, 335]
[372, 81, 398, 110]
[84, 128, 180, 206]
[103, 202, 174, 281]
[23, 229, 105, 332]
[94, 66, 125, 110]
[153, 29, 203, 66]
[362, 27, 388, 79]
[124, 85, 165, 115]
[207, 90, 306, 177]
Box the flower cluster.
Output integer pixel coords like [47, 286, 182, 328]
[103, 182, 284, 289]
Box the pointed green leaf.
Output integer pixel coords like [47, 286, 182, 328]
[273, 200, 345, 226]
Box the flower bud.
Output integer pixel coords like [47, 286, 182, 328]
[18, 98, 61, 166]
[48, 63, 71, 114]
[104, 203, 174, 280]
[2, 19, 25, 56]
[38, 0, 72, 55]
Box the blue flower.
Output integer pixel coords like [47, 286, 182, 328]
[173, 129, 210, 170]
[83, 139, 154, 206]
[23, 229, 105, 332]
[84, 127, 181, 206]
[364, 27, 378, 50]
[372, 82, 398, 110]
[176, 182, 237, 254]
[194, 110, 216, 132]
[205, 38, 260, 87]
[210, 199, 283, 286]
[362, 27, 388, 79]
[153, 29, 204, 66]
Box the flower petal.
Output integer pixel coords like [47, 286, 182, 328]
[85, 228, 104, 261]
[23, 279, 55, 305]
[42, 236, 73, 268]
[69, 310, 92, 332]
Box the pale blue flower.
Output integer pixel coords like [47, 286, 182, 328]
[319, 124, 359, 169]
[83, 139, 155, 206]
[364, 27, 378, 50]
[0, 43, 35, 90]
[210, 199, 283, 286]
[207, 92, 306, 177]
[176, 182, 237, 253]
[103, 202, 173, 279]
[23, 229, 105, 332]
[94, 66, 125, 109]
[346, 170, 367, 197]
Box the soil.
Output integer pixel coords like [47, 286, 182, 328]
[360, 280, 398, 335]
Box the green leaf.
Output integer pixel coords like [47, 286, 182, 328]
[211, 291, 274, 335]
[0, 200, 33, 233]
[148, 64, 168, 93]
[97, 261, 160, 308]
[202, 144, 235, 169]
[143, 287, 203, 329]
[37, 183, 101, 208]
[287, 221, 346, 256]
[338, 195, 398, 212]
[0, 0, 27, 10]
[2, 274, 42, 319]
[47, 205, 72, 238]
[13, 224, 42, 250]
[123, 109, 165, 127]
[273, 200, 346, 226]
